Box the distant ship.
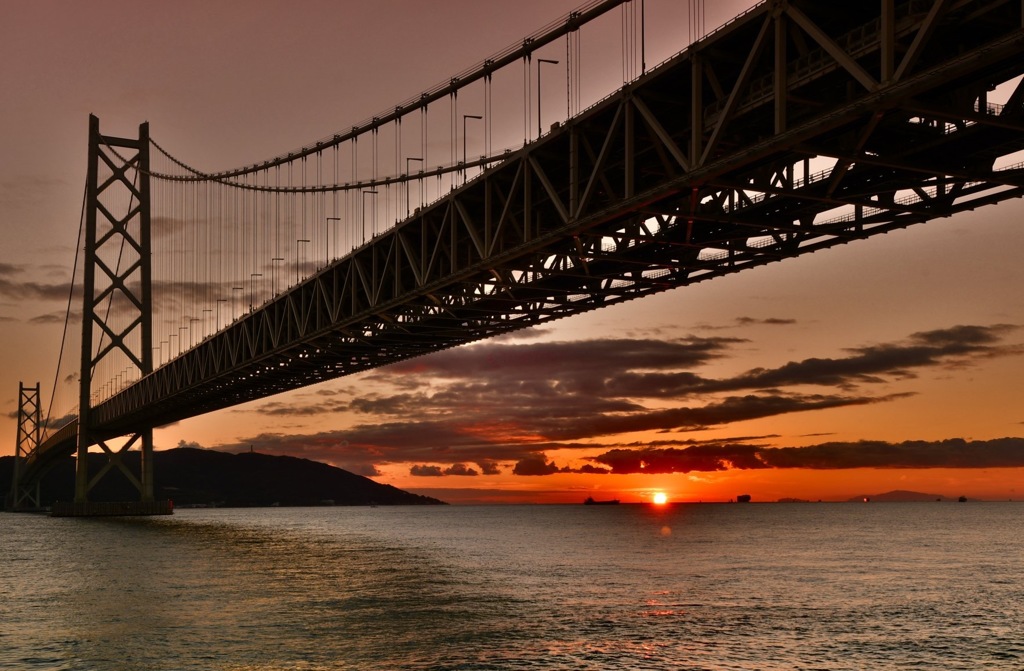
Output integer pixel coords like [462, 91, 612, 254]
[584, 496, 620, 505]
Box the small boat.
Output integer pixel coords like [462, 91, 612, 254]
[584, 496, 620, 505]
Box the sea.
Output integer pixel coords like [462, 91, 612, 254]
[1, 502, 1021, 671]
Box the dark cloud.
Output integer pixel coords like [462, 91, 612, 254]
[697, 316, 797, 330]
[410, 463, 481, 477]
[43, 412, 76, 430]
[589, 438, 1024, 473]
[701, 325, 1021, 392]
[379, 337, 741, 388]
[477, 460, 502, 475]
[445, 463, 479, 476]
[761, 438, 1024, 469]
[735, 316, 797, 326]
[227, 325, 1021, 476]
[30, 310, 81, 325]
[409, 467, 481, 477]
[349, 393, 423, 415]
[511, 456, 610, 475]
[410, 465, 444, 476]
[250, 400, 334, 416]
[491, 327, 553, 341]
[0, 278, 74, 302]
[593, 444, 769, 474]
[537, 392, 895, 440]
[512, 456, 560, 476]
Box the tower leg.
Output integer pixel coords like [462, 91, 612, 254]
[75, 429, 90, 504]
[141, 428, 155, 502]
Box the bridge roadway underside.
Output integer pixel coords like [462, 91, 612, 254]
[34, 0, 1024, 465]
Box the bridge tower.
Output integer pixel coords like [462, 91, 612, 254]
[10, 382, 42, 511]
[73, 115, 159, 510]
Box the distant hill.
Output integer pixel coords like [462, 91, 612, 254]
[848, 490, 949, 502]
[0, 448, 445, 507]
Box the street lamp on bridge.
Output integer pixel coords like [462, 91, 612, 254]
[250, 274, 263, 311]
[362, 189, 378, 243]
[537, 58, 559, 139]
[405, 157, 423, 217]
[295, 240, 310, 285]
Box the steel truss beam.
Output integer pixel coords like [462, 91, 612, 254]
[30, 0, 1024, 460]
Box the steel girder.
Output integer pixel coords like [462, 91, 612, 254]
[36, 0, 1024, 449]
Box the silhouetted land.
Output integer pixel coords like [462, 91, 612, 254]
[1, 448, 445, 507]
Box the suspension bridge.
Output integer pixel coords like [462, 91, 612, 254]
[9, 0, 1024, 513]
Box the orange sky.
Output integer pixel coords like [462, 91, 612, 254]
[2, 0, 1024, 503]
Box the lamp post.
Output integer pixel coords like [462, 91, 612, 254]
[296, 239, 310, 284]
[537, 58, 559, 138]
[362, 189, 378, 243]
[462, 114, 482, 184]
[405, 157, 423, 217]
[250, 273, 262, 311]
[216, 298, 227, 331]
[326, 217, 341, 264]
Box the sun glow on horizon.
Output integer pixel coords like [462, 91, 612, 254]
[652, 492, 668, 505]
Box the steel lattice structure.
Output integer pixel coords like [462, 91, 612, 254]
[10, 383, 42, 510]
[15, 0, 1024, 500]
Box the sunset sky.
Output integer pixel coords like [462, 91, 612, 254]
[2, 0, 1024, 504]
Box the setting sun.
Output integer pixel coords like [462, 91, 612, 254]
[652, 492, 668, 505]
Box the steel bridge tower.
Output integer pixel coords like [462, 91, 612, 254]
[70, 115, 163, 513]
[10, 382, 42, 511]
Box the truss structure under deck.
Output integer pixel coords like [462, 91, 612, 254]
[23, 0, 1024, 477]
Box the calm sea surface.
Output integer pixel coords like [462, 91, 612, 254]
[1, 503, 1021, 670]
